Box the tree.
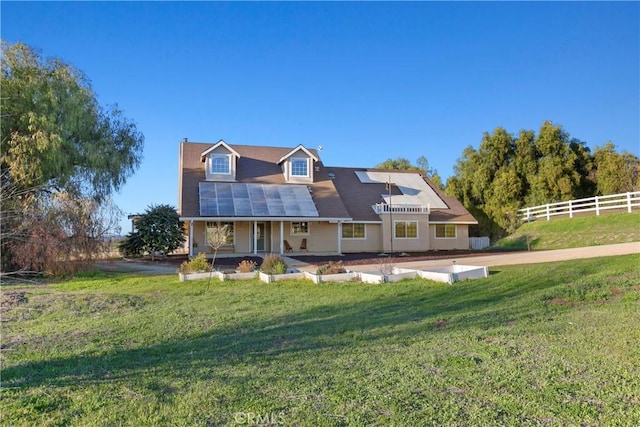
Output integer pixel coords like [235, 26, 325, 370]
[376, 156, 443, 189]
[593, 142, 639, 195]
[1, 41, 144, 273]
[1, 40, 144, 200]
[205, 222, 232, 270]
[134, 204, 185, 260]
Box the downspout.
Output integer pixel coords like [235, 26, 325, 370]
[189, 220, 194, 258]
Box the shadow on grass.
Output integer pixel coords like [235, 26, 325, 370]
[2, 276, 550, 391]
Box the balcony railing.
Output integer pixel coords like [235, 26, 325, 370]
[372, 203, 431, 214]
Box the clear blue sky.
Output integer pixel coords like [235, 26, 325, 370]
[3, 2, 639, 234]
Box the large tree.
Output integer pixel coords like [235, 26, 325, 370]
[1, 41, 144, 273]
[593, 142, 639, 195]
[1, 41, 144, 200]
[133, 204, 185, 260]
[375, 156, 443, 189]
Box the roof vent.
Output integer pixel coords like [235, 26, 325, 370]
[328, 172, 336, 179]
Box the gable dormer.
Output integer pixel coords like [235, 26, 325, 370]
[200, 140, 241, 182]
[278, 144, 319, 184]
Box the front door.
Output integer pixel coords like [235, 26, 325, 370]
[256, 222, 267, 252]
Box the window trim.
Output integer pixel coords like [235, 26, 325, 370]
[210, 154, 231, 175]
[435, 224, 457, 239]
[342, 223, 366, 240]
[290, 158, 309, 177]
[290, 221, 310, 236]
[394, 220, 419, 239]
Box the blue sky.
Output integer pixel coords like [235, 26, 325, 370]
[2, 2, 639, 234]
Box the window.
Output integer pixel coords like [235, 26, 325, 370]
[205, 221, 234, 245]
[291, 158, 309, 177]
[291, 221, 309, 235]
[435, 224, 456, 239]
[210, 155, 230, 174]
[395, 221, 418, 239]
[342, 223, 365, 239]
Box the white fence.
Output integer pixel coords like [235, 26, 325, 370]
[469, 237, 490, 250]
[518, 191, 640, 221]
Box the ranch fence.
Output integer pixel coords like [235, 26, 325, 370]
[518, 191, 640, 221]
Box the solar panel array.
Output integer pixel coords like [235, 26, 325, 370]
[199, 182, 319, 217]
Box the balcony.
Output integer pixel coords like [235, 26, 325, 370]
[372, 203, 431, 215]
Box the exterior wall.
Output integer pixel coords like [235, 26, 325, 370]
[341, 223, 383, 253]
[429, 224, 470, 250]
[282, 221, 338, 253]
[380, 213, 431, 252]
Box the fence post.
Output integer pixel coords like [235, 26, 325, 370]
[569, 200, 573, 218]
[595, 196, 600, 216]
[628, 192, 632, 213]
[546, 204, 550, 221]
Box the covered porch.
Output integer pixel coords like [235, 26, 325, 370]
[183, 218, 347, 258]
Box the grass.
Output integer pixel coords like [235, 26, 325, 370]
[495, 211, 640, 250]
[2, 255, 640, 426]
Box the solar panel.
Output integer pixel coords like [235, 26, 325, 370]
[199, 182, 319, 217]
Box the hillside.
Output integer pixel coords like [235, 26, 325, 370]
[495, 212, 640, 250]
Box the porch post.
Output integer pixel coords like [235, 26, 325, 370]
[253, 221, 258, 255]
[189, 220, 194, 258]
[280, 220, 284, 255]
[337, 222, 342, 255]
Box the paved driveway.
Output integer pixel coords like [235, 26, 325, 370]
[345, 242, 640, 273]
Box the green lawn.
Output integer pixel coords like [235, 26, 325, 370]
[2, 255, 639, 426]
[496, 212, 640, 250]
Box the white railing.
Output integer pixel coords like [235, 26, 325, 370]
[372, 203, 431, 214]
[518, 191, 640, 221]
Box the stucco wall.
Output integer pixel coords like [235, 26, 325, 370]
[429, 224, 470, 250]
[341, 223, 383, 253]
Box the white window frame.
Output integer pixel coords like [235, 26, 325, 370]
[210, 154, 231, 175]
[205, 221, 235, 245]
[290, 221, 309, 236]
[435, 224, 457, 239]
[394, 221, 418, 239]
[342, 223, 366, 239]
[290, 158, 309, 177]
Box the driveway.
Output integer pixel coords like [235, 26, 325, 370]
[345, 242, 640, 273]
[93, 242, 639, 276]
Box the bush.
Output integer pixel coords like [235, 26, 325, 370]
[118, 232, 144, 257]
[260, 254, 287, 275]
[178, 252, 211, 274]
[237, 259, 257, 273]
[316, 260, 347, 275]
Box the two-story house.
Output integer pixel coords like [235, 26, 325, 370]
[178, 140, 477, 257]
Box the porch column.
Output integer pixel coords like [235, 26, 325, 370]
[280, 220, 284, 255]
[337, 222, 342, 255]
[253, 221, 258, 255]
[189, 220, 194, 258]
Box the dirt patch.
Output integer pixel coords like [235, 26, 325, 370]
[1, 291, 28, 314]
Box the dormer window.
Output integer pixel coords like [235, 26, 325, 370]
[291, 158, 309, 177]
[210, 154, 231, 175]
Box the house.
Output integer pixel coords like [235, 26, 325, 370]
[178, 140, 477, 257]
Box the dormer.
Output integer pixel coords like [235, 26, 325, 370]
[200, 140, 241, 182]
[278, 144, 319, 184]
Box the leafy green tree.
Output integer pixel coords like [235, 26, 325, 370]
[376, 156, 443, 189]
[593, 142, 639, 195]
[1, 41, 144, 200]
[118, 231, 145, 258]
[135, 204, 185, 260]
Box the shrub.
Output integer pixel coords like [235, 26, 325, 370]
[178, 252, 211, 274]
[316, 260, 347, 275]
[260, 254, 288, 275]
[237, 259, 257, 273]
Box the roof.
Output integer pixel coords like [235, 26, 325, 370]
[327, 166, 477, 224]
[179, 141, 476, 224]
[199, 139, 241, 161]
[179, 142, 351, 220]
[277, 144, 319, 164]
